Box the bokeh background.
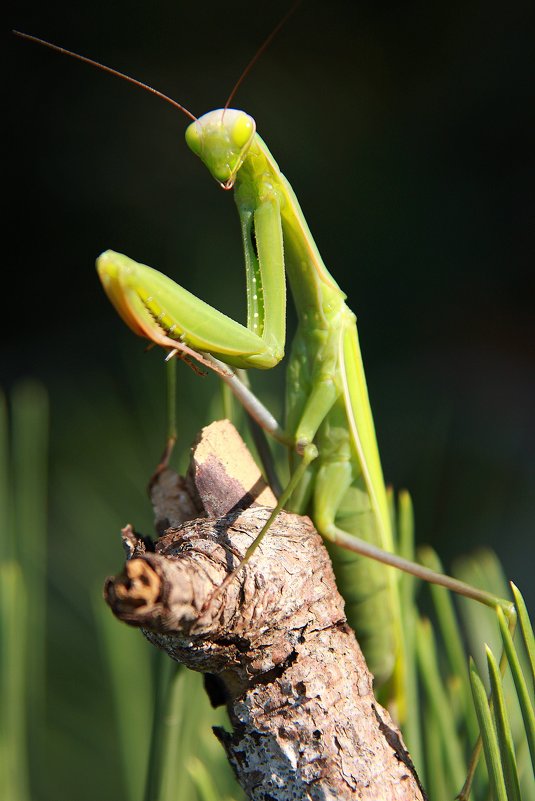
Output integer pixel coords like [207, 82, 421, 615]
[4, 0, 534, 798]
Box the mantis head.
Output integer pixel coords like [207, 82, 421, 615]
[185, 109, 256, 189]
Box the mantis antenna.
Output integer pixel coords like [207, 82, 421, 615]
[223, 0, 302, 111]
[14, 0, 301, 123]
[12, 31, 197, 122]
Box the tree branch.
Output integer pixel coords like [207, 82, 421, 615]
[104, 420, 425, 800]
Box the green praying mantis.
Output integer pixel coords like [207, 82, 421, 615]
[97, 107, 517, 715]
[97, 105, 402, 689]
[15, 29, 516, 719]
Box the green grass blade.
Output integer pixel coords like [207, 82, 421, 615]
[416, 618, 467, 794]
[188, 760, 219, 801]
[0, 563, 30, 801]
[0, 392, 11, 557]
[166, 355, 178, 449]
[396, 490, 423, 777]
[511, 583, 535, 688]
[11, 382, 49, 738]
[1, 383, 49, 799]
[220, 378, 235, 424]
[143, 652, 175, 801]
[454, 551, 508, 668]
[497, 607, 535, 768]
[95, 598, 153, 801]
[422, 700, 449, 801]
[188, 757, 225, 801]
[140, 661, 244, 801]
[485, 645, 522, 801]
[469, 659, 508, 801]
[157, 666, 244, 801]
[419, 546, 479, 746]
[157, 663, 188, 801]
[397, 490, 415, 572]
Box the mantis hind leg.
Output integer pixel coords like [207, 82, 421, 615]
[148, 357, 179, 486]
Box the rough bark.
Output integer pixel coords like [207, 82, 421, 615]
[104, 420, 425, 801]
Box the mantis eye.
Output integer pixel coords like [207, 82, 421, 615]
[231, 114, 254, 149]
[185, 122, 202, 155]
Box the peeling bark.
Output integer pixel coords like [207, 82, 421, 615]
[104, 420, 425, 801]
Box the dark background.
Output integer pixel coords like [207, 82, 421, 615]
[6, 0, 535, 602]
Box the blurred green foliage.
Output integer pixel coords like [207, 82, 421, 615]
[1, 380, 244, 801]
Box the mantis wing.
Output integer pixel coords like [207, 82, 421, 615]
[335, 320, 404, 693]
[340, 321, 393, 552]
[310, 319, 402, 689]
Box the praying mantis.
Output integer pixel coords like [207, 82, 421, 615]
[15, 27, 516, 717]
[96, 106, 402, 687]
[96, 104, 515, 709]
